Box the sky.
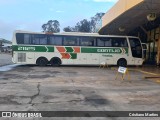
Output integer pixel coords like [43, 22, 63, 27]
[0, 0, 118, 40]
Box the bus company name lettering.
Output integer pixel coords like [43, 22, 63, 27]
[18, 47, 36, 51]
[97, 49, 121, 53]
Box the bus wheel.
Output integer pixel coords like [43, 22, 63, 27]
[117, 58, 127, 67]
[36, 57, 48, 66]
[50, 57, 61, 66]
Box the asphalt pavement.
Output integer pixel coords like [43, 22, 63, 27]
[0, 53, 12, 66]
[0, 54, 160, 120]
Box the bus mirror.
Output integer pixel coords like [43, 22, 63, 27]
[142, 43, 147, 50]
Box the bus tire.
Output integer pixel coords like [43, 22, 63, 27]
[36, 57, 48, 66]
[50, 57, 61, 66]
[117, 58, 127, 67]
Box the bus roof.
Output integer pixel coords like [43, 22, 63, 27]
[14, 30, 139, 38]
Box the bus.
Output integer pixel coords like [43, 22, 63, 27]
[12, 30, 145, 67]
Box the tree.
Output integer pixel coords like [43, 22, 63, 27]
[42, 20, 60, 33]
[63, 12, 105, 33]
[90, 12, 105, 32]
[63, 26, 73, 32]
[75, 19, 91, 32]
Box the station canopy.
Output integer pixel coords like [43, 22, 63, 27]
[99, 0, 160, 35]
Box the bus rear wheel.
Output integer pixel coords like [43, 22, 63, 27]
[36, 57, 48, 66]
[117, 58, 127, 67]
[50, 57, 61, 66]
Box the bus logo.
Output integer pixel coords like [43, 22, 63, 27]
[18, 47, 35, 51]
[2, 112, 11, 117]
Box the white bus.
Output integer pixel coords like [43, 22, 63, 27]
[12, 30, 145, 66]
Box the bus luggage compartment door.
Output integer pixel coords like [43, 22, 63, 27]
[26, 52, 35, 64]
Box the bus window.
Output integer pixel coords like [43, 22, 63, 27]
[63, 36, 79, 46]
[97, 37, 112, 47]
[80, 37, 95, 46]
[112, 38, 128, 47]
[97, 38, 105, 47]
[129, 38, 142, 58]
[49, 36, 62, 45]
[105, 39, 112, 47]
[24, 34, 31, 44]
[32, 34, 47, 45]
[16, 33, 33, 44]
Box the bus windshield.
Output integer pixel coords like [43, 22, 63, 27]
[129, 38, 142, 58]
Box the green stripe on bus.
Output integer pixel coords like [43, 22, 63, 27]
[12, 45, 54, 52]
[70, 53, 77, 59]
[65, 47, 74, 53]
[81, 48, 128, 54]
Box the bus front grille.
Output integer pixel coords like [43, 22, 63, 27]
[18, 53, 26, 62]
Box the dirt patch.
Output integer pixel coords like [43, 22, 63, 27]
[0, 83, 7, 84]
[44, 71, 61, 74]
[85, 95, 108, 105]
[60, 89, 81, 94]
[27, 74, 52, 79]
[0, 95, 21, 105]
[43, 95, 58, 100]
[1, 73, 25, 80]
[66, 72, 77, 74]
[126, 94, 160, 105]
[15, 67, 33, 72]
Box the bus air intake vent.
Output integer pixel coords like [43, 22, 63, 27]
[18, 53, 26, 62]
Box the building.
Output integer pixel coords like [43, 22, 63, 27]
[0, 38, 12, 53]
[98, 0, 160, 65]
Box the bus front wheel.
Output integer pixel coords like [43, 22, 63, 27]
[36, 57, 48, 66]
[50, 57, 61, 66]
[117, 58, 127, 67]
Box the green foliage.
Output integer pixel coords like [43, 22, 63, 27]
[63, 12, 105, 33]
[0, 39, 12, 44]
[63, 26, 73, 32]
[75, 19, 91, 32]
[42, 20, 60, 33]
[90, 12, 105, 32]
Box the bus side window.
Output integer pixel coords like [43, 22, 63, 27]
[119, 38, 128, 47]
[24, 34, 31, 44]
[104, 39, 112, 47]
[49, 35, 62, 45]
[39, 35, 47, 45]
[97, 38, 112, 47]
[112, 38, 128, 47]
[97, 38, 104, 47]
[80, 37, 95, 46]
[112, 38, 120, 47]
[32, 34, 47, 45]
[63, 36, 79, 46]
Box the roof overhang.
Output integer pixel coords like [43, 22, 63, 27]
[99, 0, 160, 35]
